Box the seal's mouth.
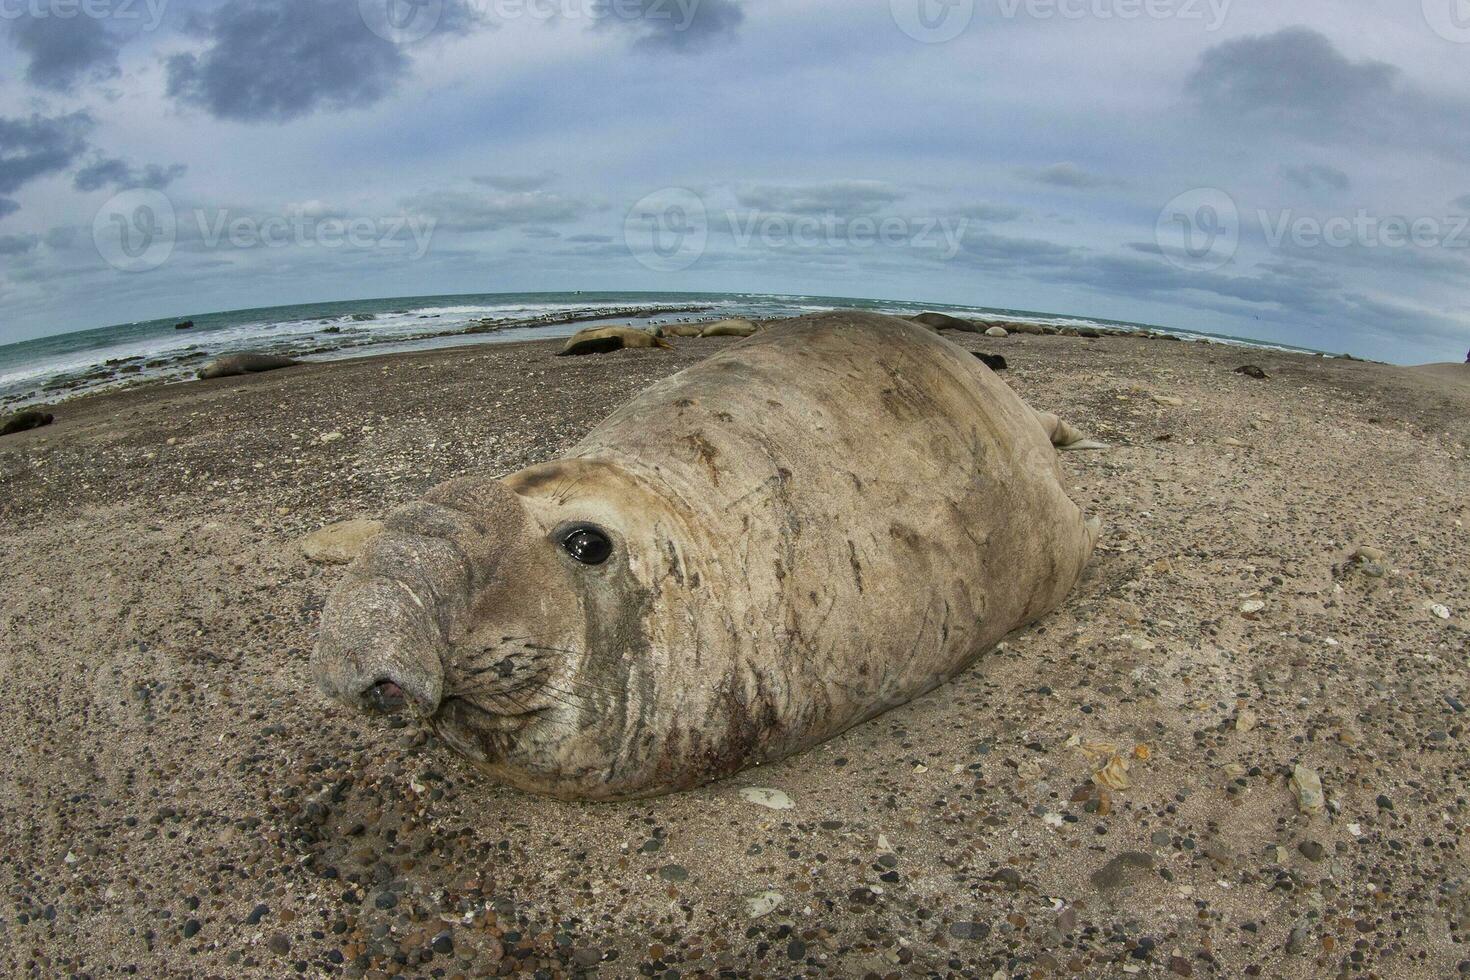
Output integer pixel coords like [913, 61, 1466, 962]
[430, 695, 549, 764]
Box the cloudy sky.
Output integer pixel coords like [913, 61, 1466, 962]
[2, 0, 1469, 362]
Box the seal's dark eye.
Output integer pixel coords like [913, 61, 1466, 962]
[561, 525, 612, 565]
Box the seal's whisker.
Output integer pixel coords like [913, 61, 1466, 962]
[552, 474, 591, 505]
[536, 685, 592, 713]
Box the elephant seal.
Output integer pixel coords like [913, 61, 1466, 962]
[197, 353, 301, 380]
[699, 318, 758, 338]
[655, 324, 707, 339]
[559, 327, 672, 356]
[1, 409, 53, 436]
[910, 312, 980, 333]
[312, 311, 1099, 801]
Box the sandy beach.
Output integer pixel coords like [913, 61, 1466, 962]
[1, 327, 1467, 978]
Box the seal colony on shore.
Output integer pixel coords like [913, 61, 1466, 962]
[312, 311, 1100, 800]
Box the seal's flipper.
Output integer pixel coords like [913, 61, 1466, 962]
[1035, 410, 1108, 451]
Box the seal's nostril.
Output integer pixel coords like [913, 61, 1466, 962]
[364, 679, 407, 714]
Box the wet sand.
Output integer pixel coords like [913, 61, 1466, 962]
[1, 327, 1468, 978]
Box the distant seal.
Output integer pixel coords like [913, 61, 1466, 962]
[197, 353, 301, 380]
[699, 318, 758, 338]
[910, 312, 980, 333]
[973, 352, 1007, 372]
[1, 409, 53, 436]
[655, 324, 706, 339]
[559, 327, 671, 356]
[312, 311, 1100, 800]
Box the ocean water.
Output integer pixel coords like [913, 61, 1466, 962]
[0, 291, 1323, 408]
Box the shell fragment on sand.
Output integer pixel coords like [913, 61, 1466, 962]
[739, 787, 795, 810]
[301, 519, 384, 564]
[745, 891, 783, 917]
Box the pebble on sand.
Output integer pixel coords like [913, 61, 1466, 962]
[1289, 765, 1325, 816]
[300, 519, 384, 564]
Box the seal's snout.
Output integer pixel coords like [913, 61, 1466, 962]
[312, 571, 449, 721]
[363, 678, 408, 715]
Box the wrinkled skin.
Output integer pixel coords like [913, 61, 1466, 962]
[312, 312, 1098, 800]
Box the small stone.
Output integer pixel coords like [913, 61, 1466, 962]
[1298, 840, 1325, 862]
[245, 903, 270, 926]
[949, 921, 991, 940]
[431, 931, 453, 955]
[1168, 955, 1194, 976]
[1286, 924, 1310, 954]
[990, 868, 1023, 891]
[1151, 394, 1184, 407]
[1239, 599, 1266, 615]
[1430, 603, 1452, 620]
[657, 864, 688, 882]
[268, 933, 291, 956]
[183, 919, 202, 938]
[319, 431, 344, 444]
[1234, 708, 1258, 733]
[1289, 765, 1325, 816]
[1090, 852, 1154, 891]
